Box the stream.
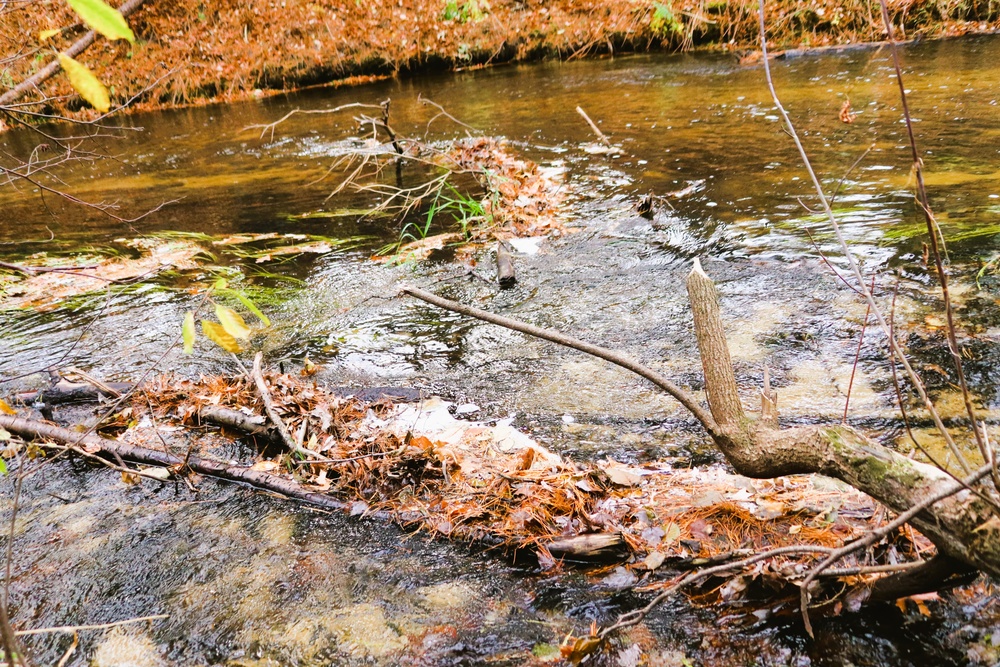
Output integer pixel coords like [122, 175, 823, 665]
[2, 36, 1000, 666]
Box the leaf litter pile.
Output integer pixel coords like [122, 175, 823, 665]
[102, 369, 931, 607]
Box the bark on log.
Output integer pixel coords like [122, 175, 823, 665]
[15, 381, 133, 406]
[545, 533, 625, 561]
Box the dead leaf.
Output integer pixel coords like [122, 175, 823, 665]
[603, 464, 644, 487]
[0, 398, 15, 415]
[643, 550, 666, 570]
[689, 518, 714, 541]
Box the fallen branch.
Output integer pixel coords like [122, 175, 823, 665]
[0, 413, 349, 512]
[400, 280, 1000, 599]
[250, 352, 329, 461]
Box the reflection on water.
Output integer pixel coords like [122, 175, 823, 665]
[3, 36, 1000, 666]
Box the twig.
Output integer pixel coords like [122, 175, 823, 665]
[417, 94, 477, 134]
[817, 560, 926, 577]
[598, 545, 833, 639]
[400, 286, 718, 436]
[243, 103, 382, 141]
[798, 461, 995, 636]
[15, 614, 168, 637]
[843, 275, 875, 422]
[576, 106, 612, 147]
[250, 352, 330, 461]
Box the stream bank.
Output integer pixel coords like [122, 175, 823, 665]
[3, 0, 1000, 119]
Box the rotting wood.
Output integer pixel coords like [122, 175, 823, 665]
[544, 533, 625, 561]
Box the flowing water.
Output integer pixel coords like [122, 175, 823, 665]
[2, 36, 1000, 665]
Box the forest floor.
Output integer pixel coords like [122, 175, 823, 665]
[3, 0, 999, 119]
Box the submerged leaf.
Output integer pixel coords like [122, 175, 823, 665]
[215, 304, 251, 340]
[202, 320, 241, 353]
[66, 0, 135, 42]
[58, 53, 110, 112]
[182, 311, 196, 354]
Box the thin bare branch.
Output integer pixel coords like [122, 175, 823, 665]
[755, 0, 972, 475]
[400, 285, 719, 436]
[875, 0, 998, 490]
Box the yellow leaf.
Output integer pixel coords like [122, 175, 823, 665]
[0, 398, 15, 415]
[39, 28, 62, 41]
[58, 53, 110, 112]
[66, 0, 135, 42]
[215, 304, 251, 340]
[182, 311, 196, 354]
[202, 320, 241, 353]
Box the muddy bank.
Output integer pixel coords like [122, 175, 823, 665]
[3, 0, 1000, 119]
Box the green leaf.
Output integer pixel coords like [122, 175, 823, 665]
[213, 277, 228, 291]
[182, 311, 196, 354]
[220, 289, 271, 327]
[215, 304, 251, 340]
[58, 53, 110, 112]
[0, 456, 6, 476]
[65, 0, 135, 42]
[202, 320, 241, 353]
